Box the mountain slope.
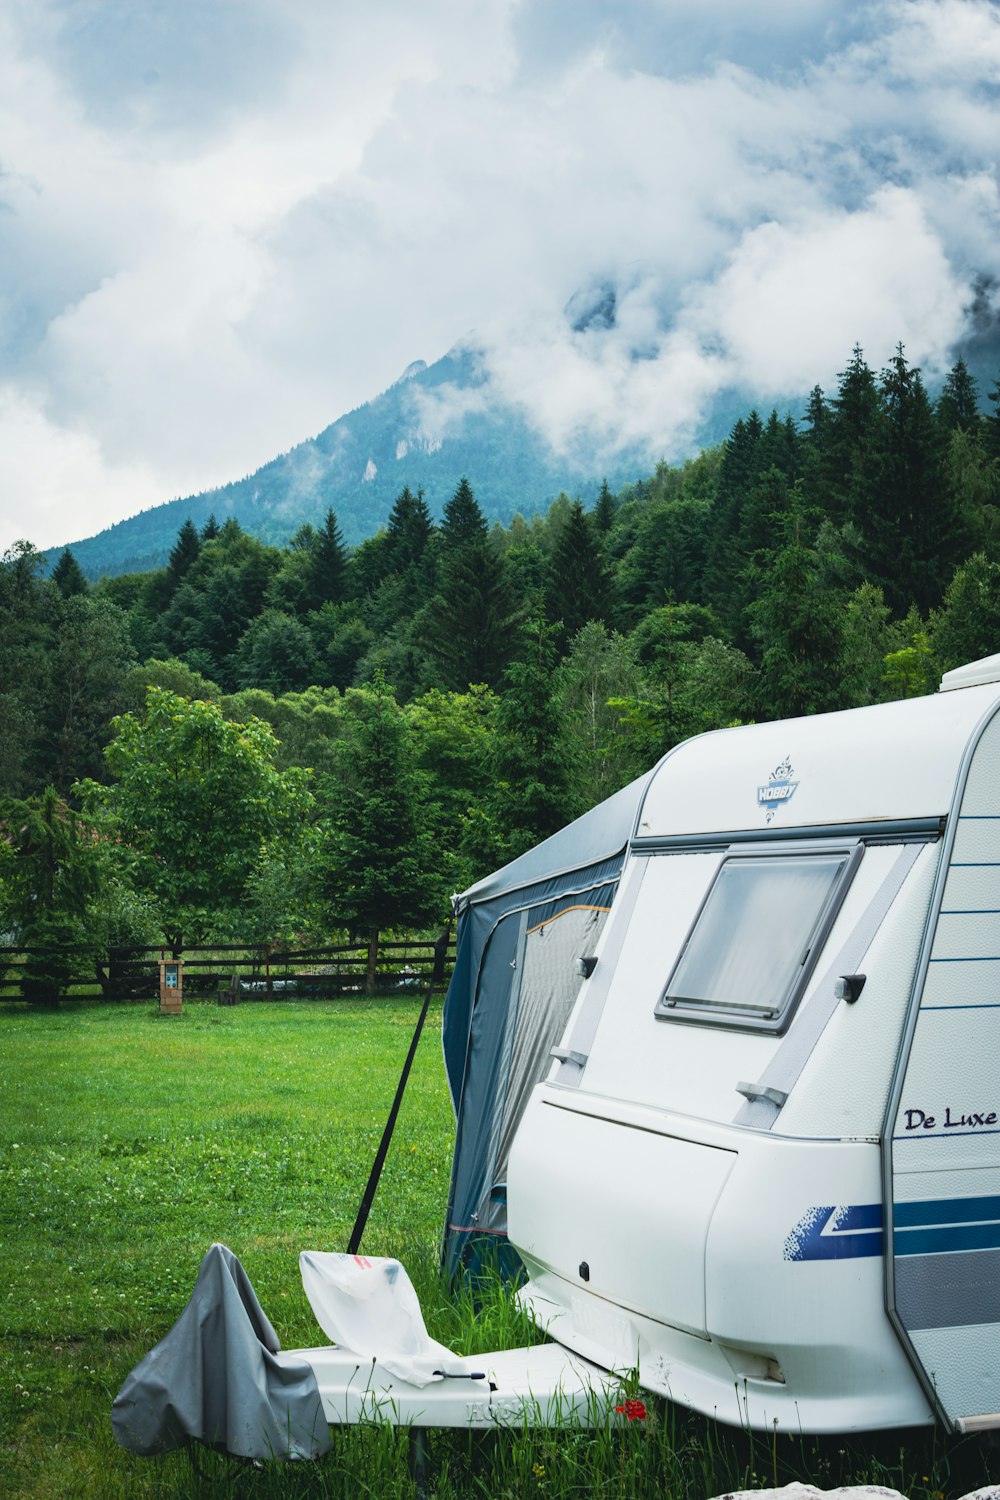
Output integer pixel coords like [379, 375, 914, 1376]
[53, 344, 650, 578]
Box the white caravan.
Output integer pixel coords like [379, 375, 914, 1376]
[114, 654, 1000, 1454]
[505, 652, 1000, 1435]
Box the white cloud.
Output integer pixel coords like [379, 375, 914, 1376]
[0, 0, 998, 551]
[681, 187, 968, 395]
[3, 387, 163, 551]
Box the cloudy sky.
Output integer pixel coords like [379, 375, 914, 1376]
[2, 0, 998, 553]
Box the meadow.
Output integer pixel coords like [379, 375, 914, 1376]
[0, 999, 993, 1499]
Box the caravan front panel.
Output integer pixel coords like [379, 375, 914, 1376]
[887, 700, 1000, 1431]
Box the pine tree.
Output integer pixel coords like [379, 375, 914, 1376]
[489, 619, 570, 857]
[418, 479, 520, 688]
[868, 346, 955, 614]
[167, 519, 201, 586]
[592, 479, 616, 536]
[985, 373, 1000, 464]
[931, 554, 1000, 673]
[545, 499, 612, 646]
[703, 412, 763, 620]
[936, 359, 980, 435]
[440, 476, 488, 550]
[51, 548, 89, 598]
[755, 410, 800, 481]
[307, 508, 347, 609]
[386, 486, 433, 568]
[828, 345, 882, 529]
[201, 514, 220, 541]
[319, 670, 439, 990]
[748, 495, 843, 719]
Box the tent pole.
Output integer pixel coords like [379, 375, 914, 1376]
[347, 927, 450, 1256]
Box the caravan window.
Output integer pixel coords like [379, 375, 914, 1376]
[656, 845, 859, 1032]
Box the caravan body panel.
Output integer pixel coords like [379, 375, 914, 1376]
[888, 703, 1000, 1430]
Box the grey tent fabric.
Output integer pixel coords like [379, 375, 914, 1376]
[111, 1242, 330, 1461]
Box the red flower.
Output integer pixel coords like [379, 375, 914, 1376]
[615, 1399, 647, 1421]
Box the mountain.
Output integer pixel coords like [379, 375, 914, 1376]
[50, 343, 652, 579]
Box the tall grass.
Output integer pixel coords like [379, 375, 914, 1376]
[0, 1001, 993, 1498]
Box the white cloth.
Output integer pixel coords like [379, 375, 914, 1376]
[299, 1252, 455, 1388]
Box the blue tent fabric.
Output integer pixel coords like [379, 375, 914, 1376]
[441, 774, 651, 1281]
[442, 774, 650, 1108]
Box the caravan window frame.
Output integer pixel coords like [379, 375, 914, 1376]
[654, 838, 863, 1034]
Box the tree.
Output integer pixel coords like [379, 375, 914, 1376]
[418, 479, 521, 689]
[487, 620, 570, 859]
[230, 609, 321, 693]
[748, 498, 844, 719]
[308, 508, 347, 609]
[931, 554, 1000, 673]
[838, 582, 894, 707]
[167, 519, 201, 587]
[820, 344, 883, 532]
[0, 542, 56, 796]
[556, 622, 645, 808]
[936, 359, 980, 435]
[440, 476, 487, 549]
[79, 688, 314, 947]
[51, 548, 89, 598]
[318, 670, 440, 991]
[122, 656, 222, 714]
[545, 499, 612, 647]
[986, 373, 1000, 464]
[866, 346, 955, 614]
[43, 594, 136, 791]
[0, 788, 106, 1004]
[592, 479, 616, 536]
[703, 411, 764, 618]
[386, 486, 433, 569]
[405, 683, 499, 893]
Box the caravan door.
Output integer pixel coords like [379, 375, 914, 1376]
[886, 704, 1000, 1433]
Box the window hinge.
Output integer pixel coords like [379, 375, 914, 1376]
[551, 1046, 589, 1067]
[735, 1081, 788, 1108]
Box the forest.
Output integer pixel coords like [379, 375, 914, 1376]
[3, 342, 1000, 985]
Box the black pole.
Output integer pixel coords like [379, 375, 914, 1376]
[347, 928, 450, 1256]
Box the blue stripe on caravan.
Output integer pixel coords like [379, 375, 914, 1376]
[922, 1003, 1000, 1010]
[895, 1222, 1000, 1255]
[894, 1126, 1000, 1140]
[950, 862, 1000, 867]
[929, 955, 1000, 962]
[785, 1197, 1000, 1262]
[895, 1195, 1000, 1226]
[783, 1205, 883, 1261]
[940, 909, 1000, 915]
[959, 815, 1000, 819]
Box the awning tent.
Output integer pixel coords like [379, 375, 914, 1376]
[441, 773, 652, 1281]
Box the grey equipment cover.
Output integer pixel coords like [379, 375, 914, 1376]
[111, 1242, 330, 1461]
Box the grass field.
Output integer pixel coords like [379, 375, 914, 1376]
[0, 1000, 994, 1499]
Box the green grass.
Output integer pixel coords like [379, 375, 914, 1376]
[0, 1001, 994, 1499]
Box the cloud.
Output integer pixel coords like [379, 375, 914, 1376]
[0, 0, 998, 551]
[681, 187, 969, 395]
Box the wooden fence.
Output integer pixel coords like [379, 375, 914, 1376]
[0, 936, 455, 1004]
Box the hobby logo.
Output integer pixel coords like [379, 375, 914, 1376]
[757, 756, 799, 822]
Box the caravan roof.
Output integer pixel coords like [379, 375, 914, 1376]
[636, 679, 1000, 840]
